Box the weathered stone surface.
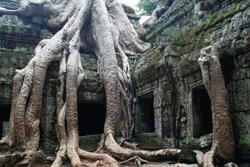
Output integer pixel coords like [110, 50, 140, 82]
[0, 0, 250, 164]
[0, 10, 104, 154]
[133, 0, 250, 161]
[232, 80, 250, 111]
[232, 112, 250, 159]
[0, 0, 19, 10]
[0, 152, 25, 167]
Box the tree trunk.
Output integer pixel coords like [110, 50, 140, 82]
[0, 0, 235, 166]
[198, 43, 235, 166]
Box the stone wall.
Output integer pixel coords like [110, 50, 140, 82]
[0, 0, 250, 164]
[133, 0, 250, 162]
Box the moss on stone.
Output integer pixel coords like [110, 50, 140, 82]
[170, 1, 247, 75]
[176, 51, 201, 75]
[144, 3, 194, 41]
[79, 135, 102, 151]
[199, 3, 238, 31]
[145, 48, 162, 64]
[178, 149, 197, 164]
[133, 47, 166, 85]
[134, 133, 171, 150]
[2, 122, 9, 137]
[173, 1, 243, 48]
[238, 133, 250, 154]
[181, 137, 200, 150]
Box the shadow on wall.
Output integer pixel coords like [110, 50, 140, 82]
[192, 86, 212, 138]
[136, 96, 155, 134]
[0, 104, 10, 139]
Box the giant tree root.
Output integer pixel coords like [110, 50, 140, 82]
[198, 43, 235, 167]
[0, 152, 25, 166]
[102, 133, 181, 161]
[0, 0, 189, 165]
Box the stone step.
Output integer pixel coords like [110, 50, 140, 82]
[199, 133, 212, 148]
[79, 134, 102, 151]
[134, 133, 173, 150]
[79, 133, 171, 151]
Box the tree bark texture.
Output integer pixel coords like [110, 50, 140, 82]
[198, 43, 235, 167]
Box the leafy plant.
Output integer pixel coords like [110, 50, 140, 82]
[138, 0, 165, 15]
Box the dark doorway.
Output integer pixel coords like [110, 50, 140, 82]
[78, 103, 105, 136]
[0, 104, 11, 139]
[192, 86, 213, 137]
[137, 96, 155, 133]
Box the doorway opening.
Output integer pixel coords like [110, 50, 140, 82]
[192, 86, 212, 138]
[0, 104, 11, 139]
[78, 103, 105, 136]
[137, 96, 155, 133]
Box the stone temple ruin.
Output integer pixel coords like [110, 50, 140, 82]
[0, 0, 250, 166]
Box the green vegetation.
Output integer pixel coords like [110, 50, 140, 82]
[138, 0, 165, 15]
[135, 1, 246, 78]
[199, 3, 238, 31]
[171, 2, 243, 75]
[172, 2, 241, 48]
[144, 48, 162, 65]
[239, 133, 250, 153]
[182, 137, 200, 150]
[2, 122, 9, 137]
[133, 47, 166, 85]
[239, 134, 250, 145]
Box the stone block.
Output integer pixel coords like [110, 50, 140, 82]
[199, 133, 212, 148]
[233, 112, 250, 158]
[233, 79, 250, 111]
[79, 135, 101, 151]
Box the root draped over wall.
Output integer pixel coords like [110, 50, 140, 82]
[198, 43, 235, 167]
[0, 0, 236, 166]
[0, 0, 182, 166]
